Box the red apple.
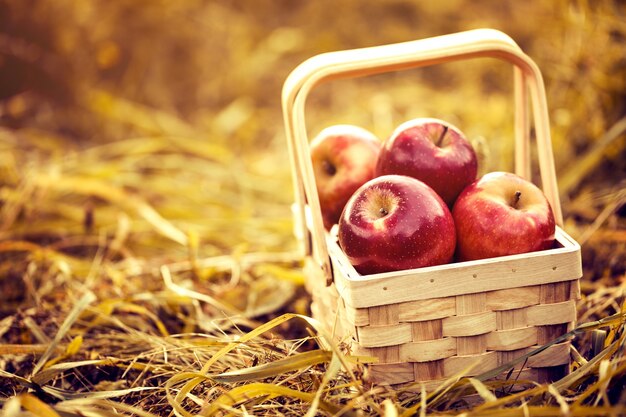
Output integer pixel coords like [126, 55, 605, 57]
[376, 118, 477, 207]
[310, 125, 381, 229]
[338, 175, 456, 275]
[452, 171, 556, 261]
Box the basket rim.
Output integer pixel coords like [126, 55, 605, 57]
[324, 226, 581, 308]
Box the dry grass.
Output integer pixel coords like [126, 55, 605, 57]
[0, 0, 625, 415]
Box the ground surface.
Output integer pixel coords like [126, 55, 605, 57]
[0, 1, 625, 416]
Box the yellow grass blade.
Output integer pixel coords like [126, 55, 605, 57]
[32, 359, 116, 386]
[383, 398, 399, 417]
[465, 405, 626, 416]
[54, 398, 162, 417]
[37, 335, 83, 370]
[42, 385, 160, 401]
[571, 361, 626, 407]
[305, 351, 342, 417]
[166, 313, 357, 417]
[210, 349, 333, 383]
[161, 265, 240, 316]
[0, 240, 84, 271]
[0, 369, 38, 391]
[555, 327, 626, 391]
[0, 344, 51, 355]
[16, 393, 62, 417]
[31, 291, 96, 376]
[468, 377, 497, 403]
[548, 384, 570, 416]
[475, 311, 626, 383]
[464, 386, 547, 414]
[200, 383, 349, 416]
[35, 176, 188, 246]
[252, 263, 306, 285]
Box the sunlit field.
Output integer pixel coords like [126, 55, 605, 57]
[0, 1, 624, 415]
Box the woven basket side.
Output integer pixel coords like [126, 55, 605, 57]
[307, 246, 580, 387]
[534, 281, 575, 382]
[344, 280, 579, 385]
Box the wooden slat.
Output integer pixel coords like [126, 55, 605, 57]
[359, 304, 404, 353]
[493, 367, 540, 391]
[538, 323, 570, 345]
[414, 361, 444, 381]
[367, 362, 415, 385]
[540, 281, 571, 303]
[369, 304, 400, 326]
[442, 311, 497, 337]
[457, 335, 487, 356]
[399, 337, 457, 362]
[456, 293, 487, 355]
[350, 344, 371, 357]
[443, 351, 498, 377]
[486, 327, 538, 351]
[310, 301, 334, 344]
[456, 293, 486, 315]
[526, 300, 576, 326]
[486, 286, 540, 310]
[398, 297, 456, 322]
[412, 320, 444, 380]
[394, 377, 447, 392]
[311, 290, 334, 312]
[357, 323, 412, 348]
[570, 279, 581, 301]
[536, 282, 574, 345]
[370, 345, 400, 363]
[531, 274, 572, 385]
[525, 342, 571, 368]
[332, 297, 357, 341]
[412, 320, 442, 341]
[331, 228, 581, 309]
[344, 306, 369, 327]
[496, 308, 527, 330]
[537, 365, 568, 383]
[498, 348, 529, 370]
[303, 258, 327, 294]
[495, 307, 530, 368]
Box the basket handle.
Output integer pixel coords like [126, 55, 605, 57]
[282, 28, 562, 286]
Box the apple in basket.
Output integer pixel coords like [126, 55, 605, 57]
[376, 118, 477, 207]
[338, 175, 456, 275]
[452, 171, 556, 261]
[310, 125, 382, 229]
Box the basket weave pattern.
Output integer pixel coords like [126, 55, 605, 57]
[309, 264, 580, 386]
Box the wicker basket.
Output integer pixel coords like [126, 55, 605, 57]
[282, 29, 582, 388]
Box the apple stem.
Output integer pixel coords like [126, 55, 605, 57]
[436, 125, 449, 147]
[512, 190, 522, 208]
[322, 159, 336, 176]
[379, 207, 389, 217]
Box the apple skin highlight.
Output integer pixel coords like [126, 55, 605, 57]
[452, 171, 556, 261]
[338, 175, 456, 275]
[376, 118, 477, 207]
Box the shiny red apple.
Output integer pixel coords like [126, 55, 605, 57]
[452, 171, 556, 261]
[338, 175, 456, 275]
[310, 124, 381, 229]
[376, 118, 477, 207]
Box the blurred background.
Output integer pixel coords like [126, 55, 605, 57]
[0, 0, 624, 306]
[0, 1, 625, 412]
